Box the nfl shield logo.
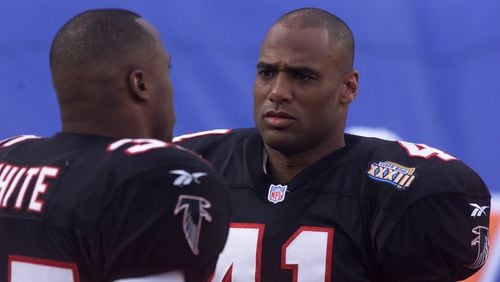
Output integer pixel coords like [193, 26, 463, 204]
[267, 184, 287, 204]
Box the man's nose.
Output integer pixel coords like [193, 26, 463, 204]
[268, 72, 293, 104]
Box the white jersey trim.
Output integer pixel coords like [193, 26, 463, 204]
[0, 135, 41, 147]
[173, 129, 232, 143]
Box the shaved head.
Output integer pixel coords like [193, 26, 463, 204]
[274, 7, 355, 71]
[48, 8, 174, 142]
[50, 8, 157, 87]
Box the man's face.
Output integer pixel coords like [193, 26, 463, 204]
[253, 24, 354, 154]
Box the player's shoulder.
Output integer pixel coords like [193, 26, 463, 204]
[174, 128, 254, 146]
[173, 128, 256, 156]
[348, 134, 489, 198]
[95, 137, 230, 219]
[0, 135, 43, 149]
[104, 136, 231, 218]
[105, 137, 213, 176]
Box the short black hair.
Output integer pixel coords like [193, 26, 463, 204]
[276, 7, 355, 69]
[50, 8, 156, 73]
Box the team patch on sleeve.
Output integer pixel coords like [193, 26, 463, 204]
[366, 161, 417, 190]
[464, 225, 489, 269]
[174, 195, 213, 255]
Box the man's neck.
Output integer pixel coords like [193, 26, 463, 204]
[264, 138, 345, 183]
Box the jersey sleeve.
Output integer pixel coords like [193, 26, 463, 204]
[376, 169, 491, 281]
[97, 154, 231, 282]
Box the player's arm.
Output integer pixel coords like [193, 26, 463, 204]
[99, 156, 231, 282]
[376, 190, 490, 281]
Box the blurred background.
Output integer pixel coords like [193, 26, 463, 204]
[1, 1, 498, 280]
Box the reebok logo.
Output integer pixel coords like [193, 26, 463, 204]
[170, 170, 207, 187]
[469, 203, 489, 217]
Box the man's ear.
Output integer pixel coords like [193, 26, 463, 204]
[128, 69, 150, 101]
[340, 70, 359, 104]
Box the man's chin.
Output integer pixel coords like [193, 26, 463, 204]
[261, 131, 301, 155]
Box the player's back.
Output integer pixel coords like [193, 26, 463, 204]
[0, 133, 231, 282]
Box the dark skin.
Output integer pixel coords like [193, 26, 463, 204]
[53, 18, 175, 142]
[253, 23, 359, 183]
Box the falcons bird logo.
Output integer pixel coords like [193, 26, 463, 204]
[464, 225, 489, 269]
[174, 195, 212, 255]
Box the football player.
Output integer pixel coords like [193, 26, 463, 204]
[175, 7, 491, 281]
[0, 9, 231, 282]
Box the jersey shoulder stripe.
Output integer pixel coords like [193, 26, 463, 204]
[173, 129, 232, 143]
[0, 135, 42, 148]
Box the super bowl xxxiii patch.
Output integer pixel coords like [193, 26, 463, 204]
[366, 161, 417, 190]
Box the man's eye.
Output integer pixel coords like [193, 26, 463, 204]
[293, 72, 311, 81]
[259, 70, 273, 77]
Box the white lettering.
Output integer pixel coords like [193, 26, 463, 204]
[0, 164, 19, 204]
[28, 167, 59, 213]
[15, 168, 40, 209]
[0, 164, 59, 212]
[2, 167, 27, 207]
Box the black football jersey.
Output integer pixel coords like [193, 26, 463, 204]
[0, 133, 231, 282]
[175, 128, 491, 282]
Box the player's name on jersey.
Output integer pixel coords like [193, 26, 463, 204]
[0, 163, 59, 213]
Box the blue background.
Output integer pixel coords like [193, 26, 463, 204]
[1, 1, 499, 280]
[2, 1, 497, 195]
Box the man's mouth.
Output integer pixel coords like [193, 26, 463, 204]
[263, 111, 296, 129]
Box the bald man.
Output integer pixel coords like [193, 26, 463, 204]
[0, 8, 230, 282]
[176, 7, 491, 281]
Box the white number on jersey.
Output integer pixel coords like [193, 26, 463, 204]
[212, 223, 334, 282]
[212, 223, 264, 281]
[9, 255, 78, 282]
[282, 226, 334, 281]
[107, 138, 168, 155]
[398, 141, 457, 161]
